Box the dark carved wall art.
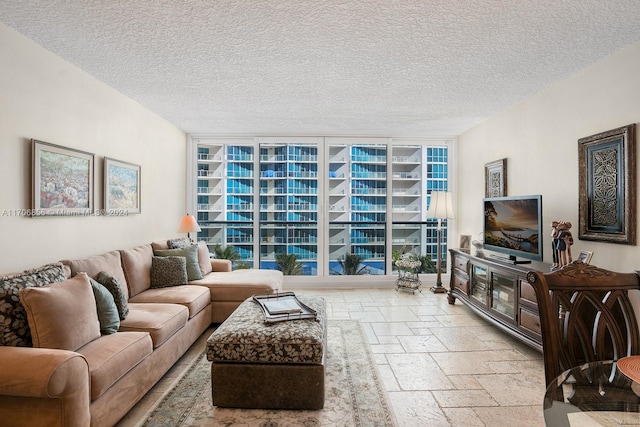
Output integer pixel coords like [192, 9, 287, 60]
[485, 158, 507, 197]
[578, 124, 636, 245]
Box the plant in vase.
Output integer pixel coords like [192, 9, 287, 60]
[395, 256, 422, 274]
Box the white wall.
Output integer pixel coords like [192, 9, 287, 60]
[0, 23, 187, 273]
[458, 40, 640, 272]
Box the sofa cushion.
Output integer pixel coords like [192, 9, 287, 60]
[20, 273, 101, 351]
[150, 256, 188, 288]
[0, 263, 67, 347]
[154, 244, 203, 281]
[62, 250, 129, 299]
[119, 244, 154, 298]
[77, 331, 153, 400]
[89, 279, 120, 335]
[197, 241, 213, 275]
[189, 269, 282, 302]
[119, 303, 188, 348]
[128, 285, 210, 319]
[96, 271, 129, 321]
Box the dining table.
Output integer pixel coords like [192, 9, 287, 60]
[543, 359, 640, 426]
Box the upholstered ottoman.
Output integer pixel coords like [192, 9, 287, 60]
[206, 295, 326, 410]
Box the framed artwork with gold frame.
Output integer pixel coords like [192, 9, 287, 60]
[32, 139, 94, 217]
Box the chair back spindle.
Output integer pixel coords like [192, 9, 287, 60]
[526, 261, 640, 387]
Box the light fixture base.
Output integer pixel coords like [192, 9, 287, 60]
[430, 285, 447, 294]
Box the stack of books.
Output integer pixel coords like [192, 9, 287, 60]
[252, 292, 317, 323]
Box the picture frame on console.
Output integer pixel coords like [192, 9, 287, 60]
[32, 139, 94, 217]
[578, 250, 593, 264]
[578, 124, 636, 245]
[459, 234, 471, 252]
[104, 157, 141, 214]
[485, 158, 507, 197]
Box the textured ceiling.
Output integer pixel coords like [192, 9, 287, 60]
[1, 1, 640, 136]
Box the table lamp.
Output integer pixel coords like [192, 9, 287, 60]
[177, 214, 201, 242]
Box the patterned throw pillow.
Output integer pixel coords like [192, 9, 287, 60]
[0, 263, 67, 347]
[96, 271, 129, 321]
[167, 237, 192, 249]
[154, 244, 203, 281]
[150, 256, 188, 288]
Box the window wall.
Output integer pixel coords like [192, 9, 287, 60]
[189, 136, 455, 279]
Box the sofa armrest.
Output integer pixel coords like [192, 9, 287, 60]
[211, 259, 232, 272]
[0, 347, 91, 426]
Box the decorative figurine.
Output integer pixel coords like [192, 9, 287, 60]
[554, 221, 573, 269]
[551, 220, 574, 270]
[550, 221, 560, 270]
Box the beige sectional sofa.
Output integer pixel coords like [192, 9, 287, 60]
[0, 239, 282, 427]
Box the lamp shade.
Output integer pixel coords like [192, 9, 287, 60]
[426, 192, 455, 220]
[177, 214, 201, 233]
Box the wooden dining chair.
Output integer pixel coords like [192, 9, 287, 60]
[526, 260, 640, 388]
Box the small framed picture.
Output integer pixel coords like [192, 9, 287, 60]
[104, 157, 141, 214]
[578, 250, 593, 264]
[459, 235, 471, 251]
[485, 158, 507, 197]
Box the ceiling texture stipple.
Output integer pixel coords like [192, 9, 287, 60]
[1, 0, 640, 136]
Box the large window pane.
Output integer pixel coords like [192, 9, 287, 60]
[192, 137, 451, 278]
[258, 142, 318, 274]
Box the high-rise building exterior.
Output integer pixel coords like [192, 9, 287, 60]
[190, 137, 453, 278]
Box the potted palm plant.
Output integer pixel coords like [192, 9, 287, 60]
[275, 253, 304, 275]
[332, 253, 369, 275]
[212, 244, 250, 270]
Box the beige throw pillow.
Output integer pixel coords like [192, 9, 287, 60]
[197, 241, 213, 275]
[19, 272, 101, 351]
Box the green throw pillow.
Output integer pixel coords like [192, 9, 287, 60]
[89, 278, 120, 335]
[154, 244, 203, 281]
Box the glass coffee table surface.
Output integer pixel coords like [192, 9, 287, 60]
[544, 360, 640, 426]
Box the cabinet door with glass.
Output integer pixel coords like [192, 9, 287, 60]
[470, 264, 488, 305]
[489, 271, 515, 320]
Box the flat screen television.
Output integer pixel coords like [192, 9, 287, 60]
[483, 195, 543, 264]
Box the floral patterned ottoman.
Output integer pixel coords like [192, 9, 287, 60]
[206, 295, 326, 409]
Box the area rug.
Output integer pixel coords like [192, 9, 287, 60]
[140, 319, 397, 426]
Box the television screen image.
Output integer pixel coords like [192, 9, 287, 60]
[483, 195, 543, 263]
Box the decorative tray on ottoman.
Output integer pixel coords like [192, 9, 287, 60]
[252, 291, 318, 323]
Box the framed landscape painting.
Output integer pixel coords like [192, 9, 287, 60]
[32, 139, 94, 217]
[104, 157, 141, 214]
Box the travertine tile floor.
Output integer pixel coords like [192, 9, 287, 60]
[296, 287, 546, 427]
[119, 286, 546, 427]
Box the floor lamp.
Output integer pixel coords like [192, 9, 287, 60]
[426, 192, 455, 294]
